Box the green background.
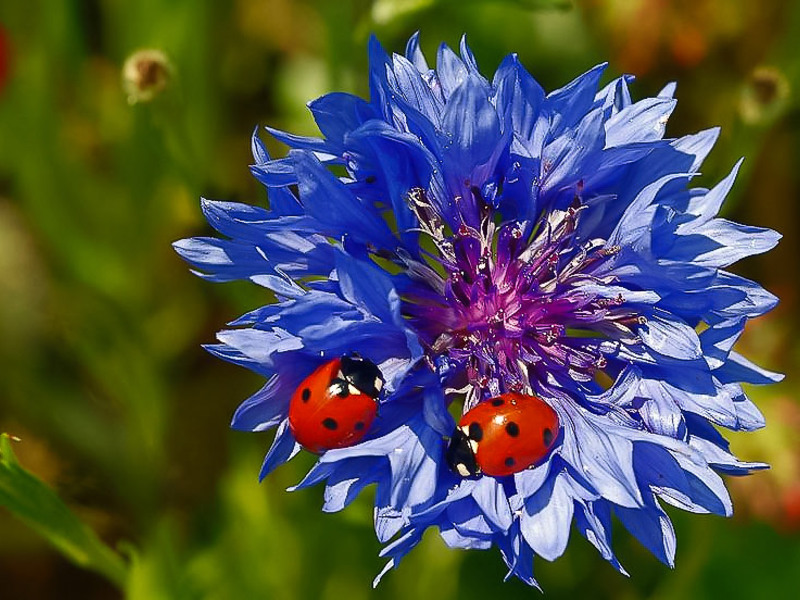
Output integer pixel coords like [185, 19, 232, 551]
[1, 1, 798, 598]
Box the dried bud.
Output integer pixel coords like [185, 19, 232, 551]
[739, 66, 790, 126]
[122, 49, 171, 105]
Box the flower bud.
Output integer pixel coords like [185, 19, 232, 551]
[122, 49, 171, 104]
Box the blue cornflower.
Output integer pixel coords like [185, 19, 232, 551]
[175, 34, 781, 587]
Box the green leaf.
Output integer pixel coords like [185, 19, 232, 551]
[0, 433, 128, 588]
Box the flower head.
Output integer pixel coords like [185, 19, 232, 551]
[175, 34, 781, 587]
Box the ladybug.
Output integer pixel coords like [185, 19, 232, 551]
[288, 355, 384, 453]
[446, 393, 559, 478]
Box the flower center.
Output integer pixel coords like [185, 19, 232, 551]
[397, 188, 639, 407]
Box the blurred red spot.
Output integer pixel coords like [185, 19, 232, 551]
[670, 26, 708, 67]
[783, 484, 800, 531]
[0, 24, 10, 95]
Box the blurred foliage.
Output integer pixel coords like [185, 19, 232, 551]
[0, 0, 798, 598]
[0, 434, 126, 587]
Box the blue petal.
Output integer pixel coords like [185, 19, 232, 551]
[636, 379, 686, 438]
[608, 172, 692, 248]
[540, 63, 607, 136]
[308, 92, 377, 147]
[658, 81, 677, 98]
[669, 452, 732, 516]
[259, 419, 301, 481]
[404, 31, 428, 72]
[320, 416, 440, 510]
[231, 375, 297, 432]
[390, 53, 444, 126]
[216, 328, 303, 370]
[205, 347, 273, 385]
[671, 127, 720, 173]
[605, 97, 676, 146]
[685, 159, 740, 219]
[250, 156, 298, 187]
[264, 125, 336, 157]
[676, 219, 781, 268]
[290, 151, 397, 248]
[520, 471, 575, 561]
[557, 402, 643, 508]
[472, 477, 513, 531]
[716, 350, 784, 385]
[497, 525, 540, 588]
[334, 250, 399, 324]
[595, 75, 634, 117]
[574, 501, 628, 575]
[436, 43, 468, 98]
[615, 499, 676, 567]
[492, 53, 545, 149]
[321, 457, 383, 513]
[634, 443, 727, 514]
[441, 74, 504, 191]
[700, 318, 746, 369]
[638, 312, 702, 360]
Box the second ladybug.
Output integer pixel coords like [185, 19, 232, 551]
[288, 355, 385, 453]
[446, 393, 559, 478]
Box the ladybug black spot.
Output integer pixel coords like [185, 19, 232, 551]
[322, 418, 338, 430]
[468, 422, 483, 442]
[543, 428, 553, 446]
[505, 422, 520, 437]
[504, 456, 516, 468]
[365, 175, 377, 184]
[301, 388, 311, 403]
[491, 398, 504, 407]
[355, 421, 365, 431]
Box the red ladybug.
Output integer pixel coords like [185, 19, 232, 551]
[446, 393, 559, 478]
[288, 355, 384, 453]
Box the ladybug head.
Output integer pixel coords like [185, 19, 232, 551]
[445, 427, 480, 477]
[340, 355, 384, 399]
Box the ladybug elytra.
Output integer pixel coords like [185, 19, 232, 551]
[288, 355, 384, 453]
[446, 392, 559, 478]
